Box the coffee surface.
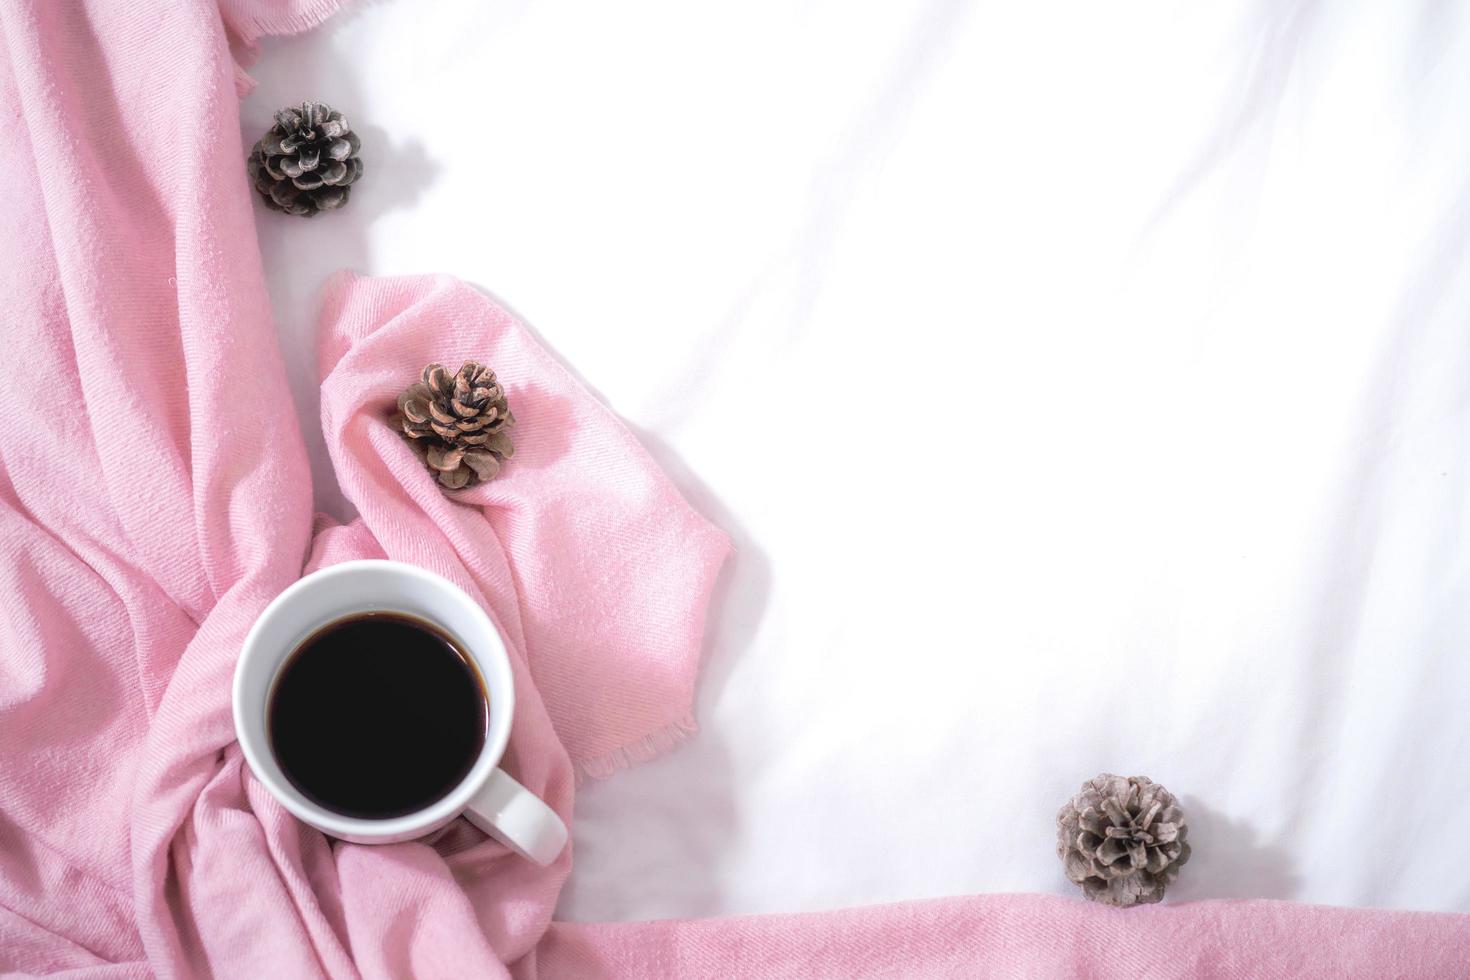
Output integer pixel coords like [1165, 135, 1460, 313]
[268, 612, 487, 819]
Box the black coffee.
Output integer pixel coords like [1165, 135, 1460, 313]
[268, 612, 487, 820]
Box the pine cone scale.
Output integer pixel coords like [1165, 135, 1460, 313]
[464, 450, 500, 481]
[426, 446, 463, 471]
[455, 414, 491, 432]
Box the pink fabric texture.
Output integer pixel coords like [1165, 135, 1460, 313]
[540, 895, 1470, 979]
[2, 0, 1469, 978]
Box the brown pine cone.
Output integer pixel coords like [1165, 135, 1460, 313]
[391, 362, 514, 490]
[1056, 774, 1190, 907]
[247, 101, 363, 217]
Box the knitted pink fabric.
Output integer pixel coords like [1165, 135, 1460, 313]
[2, 1, 1468, 977]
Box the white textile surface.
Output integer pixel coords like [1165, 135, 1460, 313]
[246, 0, 1470, 920]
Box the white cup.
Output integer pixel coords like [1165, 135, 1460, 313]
[232, 559, 567, 865]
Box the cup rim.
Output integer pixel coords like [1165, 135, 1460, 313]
[232, 559, 515, 840]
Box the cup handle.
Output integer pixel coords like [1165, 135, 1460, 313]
[462, 767, 568, 866]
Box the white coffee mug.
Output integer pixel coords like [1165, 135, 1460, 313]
[232, 559, 567, 865]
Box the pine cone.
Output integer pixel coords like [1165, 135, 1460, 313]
[391, 362, 515, 490]
[1056, 774, 1190, 907]
[247, 101, 363, 217]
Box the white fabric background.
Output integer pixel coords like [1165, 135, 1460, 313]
[245, 0, 1470, 920]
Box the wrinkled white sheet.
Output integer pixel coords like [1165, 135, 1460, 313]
[247, 0, 1470, 919]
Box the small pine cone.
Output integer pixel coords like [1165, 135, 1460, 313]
[1056, 774, 1190, 907]
[391, 362, 515, 490]
[247, 101, 363, 217]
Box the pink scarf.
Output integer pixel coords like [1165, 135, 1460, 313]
[1, 0, 1466, 976]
